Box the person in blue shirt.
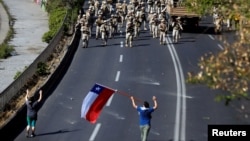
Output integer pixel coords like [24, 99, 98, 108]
[130, 96, 158, 141]
[25, 89, 42, 138]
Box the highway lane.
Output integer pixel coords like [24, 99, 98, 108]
[13, 9, 250, 141]
[14, 24, 182, 140]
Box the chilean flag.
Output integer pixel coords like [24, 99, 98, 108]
[81, 83, 115, 123]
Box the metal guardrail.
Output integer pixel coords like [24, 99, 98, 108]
[0, 12, 68, 111]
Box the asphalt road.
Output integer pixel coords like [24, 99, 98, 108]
[13, 5, 250, 141]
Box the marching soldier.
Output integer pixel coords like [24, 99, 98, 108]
[134, 16, 141, 38]
[125, 22, 134, 47]
[100, 20, 109, 46]
[172, 17, 183, 43]
[116, 3, 125, 28]
[139, 6, 147, 30]
[80, 22, 91, 48]
[160, 0, 166, 11]
[127, 1, 135, 13]
[77, 10, 83, 23]
[95, 15, 104, 39]
[214, 16, 223, 34]
[159, 19, 167, 45]
[136, 7, 147, 30]
[147, 0, 154, 13]
[85, 8, 95, 36]
[109, 14, 118, 38]
[122, 0, 128, 15]
[116, 0, 122, 9]
[97, 8, 104, 17]
[150, 13, 159, 38]
[125, 11, 134, 25]
[79, 14, 87, 25]
[154, 0, 161, 14]
[148, 11, 154, 33]
[94, 0, 100, 16]
[88, 3, 95, 16]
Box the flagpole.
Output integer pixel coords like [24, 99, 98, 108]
[116, 90, 143, 103]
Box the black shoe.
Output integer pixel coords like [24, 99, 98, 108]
[25, 132, 29, 138]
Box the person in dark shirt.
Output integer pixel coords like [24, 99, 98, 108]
[25, 89, 42, 138]
[130, 96, 158, 141]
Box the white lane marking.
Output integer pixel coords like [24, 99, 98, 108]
[120, 30, 123, 36]
[208, 35, 215, 40]
[89, 123, 101, 141]
[217, 44, 223, 50]
[120, 41, 123, 48]
[119, 55, 123, 62]
[115, 71, 120, 82]
[106, 95, 114, 107]
[166, 35, 186, 141]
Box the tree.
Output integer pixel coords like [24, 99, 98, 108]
[184, 0, 250, 105]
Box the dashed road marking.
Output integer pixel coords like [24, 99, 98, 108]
[115, 71, 120, 82]
[120, 41, 123, 48]
[119, 55, 123, 62]
[217, 44, 223, 50]
[208, 35, 215, 40]
[89, 123, 101, 141]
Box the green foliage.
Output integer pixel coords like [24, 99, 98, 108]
[185, 0, 250, 105]
[42, 0, 85, 43]
[0, 0, 15, 59]
[13, 66, 28, 80]
[14, 71, 22, 80]
[48, 8, 67, 29]
[0, 44, 14, 59]
[42, 30, 54, 43]
[36, 62, 49, 76]
[42, 6, 67, 43]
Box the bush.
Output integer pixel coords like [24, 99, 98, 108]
[36, 62, 49, 76]
[42, 0, 85, 43]
[42, 1, 67, 43]
[0, 44, 14, 59]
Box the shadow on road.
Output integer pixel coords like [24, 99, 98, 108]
[36, 128, 82, 137]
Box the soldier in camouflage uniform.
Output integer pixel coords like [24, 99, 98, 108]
[172, 17, 183, 43]
[95, 15, 104, 39]
[94, 0, 100, 16]
[134, 16, 141, 38]
[125, 22, 134, 47]
[139, 5, 147, 30]
[100, 20, 109, 46]
[147, 0, 154, 13]
[122, 0, 128, 16]
[150, 13, 159, 38]
[109, 14, 118, 38]
[147, 11, 154, 33]
[127, 1, 135, 13]
[159, 19, 167, 45]
[80, 22, 91, 48]
[116, 3, 125, 28]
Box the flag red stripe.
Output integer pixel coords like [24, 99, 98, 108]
[85, 88, 114, 123]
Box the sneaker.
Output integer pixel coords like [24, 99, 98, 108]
[30, 133, 36, 138]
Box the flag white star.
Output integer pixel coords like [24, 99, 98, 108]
[95, 86, 101, 91]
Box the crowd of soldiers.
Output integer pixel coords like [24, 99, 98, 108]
[75, 0, 183, 48]
[212, 4, 241, 34]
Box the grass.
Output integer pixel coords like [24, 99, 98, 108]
[0, 0, 16, 59]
